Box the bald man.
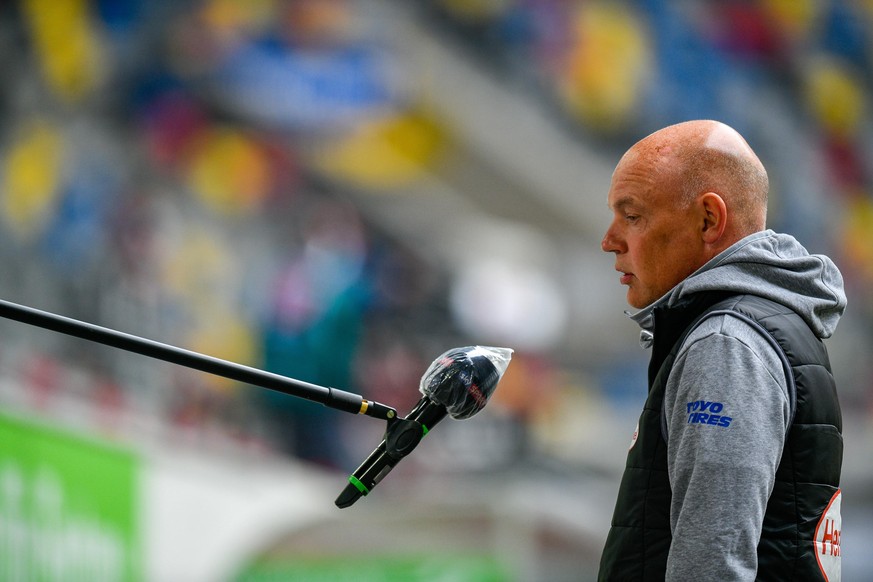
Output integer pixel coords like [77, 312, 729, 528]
[598, 121, 846, 581]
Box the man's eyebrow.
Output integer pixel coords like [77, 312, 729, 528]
[609, 195, 640, 211]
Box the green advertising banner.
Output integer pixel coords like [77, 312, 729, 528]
[236, 554, 511, 582]
[0, 413, 140, 581]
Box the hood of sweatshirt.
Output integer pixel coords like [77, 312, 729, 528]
[629, 230, 847, 343]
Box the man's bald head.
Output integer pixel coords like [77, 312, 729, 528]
[604, 120, 770, 307]
[623, 120, 769, 236]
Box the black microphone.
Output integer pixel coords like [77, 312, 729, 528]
[335, 346, 513, 508]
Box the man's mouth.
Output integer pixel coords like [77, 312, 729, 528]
[618, 270, 633, 285]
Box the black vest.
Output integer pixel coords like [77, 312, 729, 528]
[598, 292, 842, 581]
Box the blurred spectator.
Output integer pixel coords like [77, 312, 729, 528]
[257, 201, 367, 465]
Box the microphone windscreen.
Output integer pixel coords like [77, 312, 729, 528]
[419, 346, 513, 419]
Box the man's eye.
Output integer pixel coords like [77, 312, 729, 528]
[625, 214, 640, 223]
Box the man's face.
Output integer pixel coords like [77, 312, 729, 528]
[601, 152, 704, 309]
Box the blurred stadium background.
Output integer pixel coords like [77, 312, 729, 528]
[0, 0, 871, 580]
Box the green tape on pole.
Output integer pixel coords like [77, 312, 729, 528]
[348, 475, 369, 495]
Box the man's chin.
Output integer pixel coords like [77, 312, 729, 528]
[626, 290, 651, 310]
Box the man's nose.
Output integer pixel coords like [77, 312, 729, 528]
[601, 225, 621, 253]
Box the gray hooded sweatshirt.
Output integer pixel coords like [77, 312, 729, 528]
[628, 229, 847, 581]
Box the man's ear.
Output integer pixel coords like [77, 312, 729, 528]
[699, 192, 727, 243]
